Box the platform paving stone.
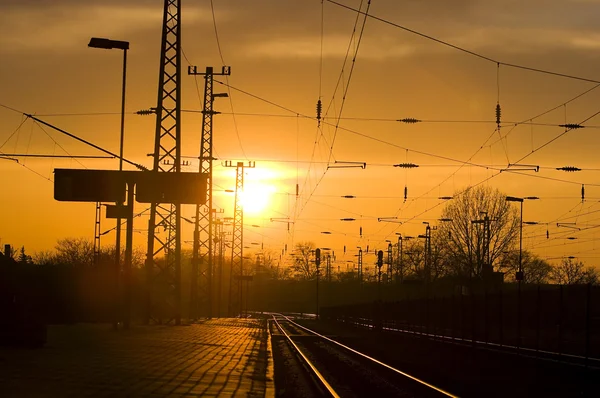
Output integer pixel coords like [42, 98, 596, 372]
[0, 318, 274, 397]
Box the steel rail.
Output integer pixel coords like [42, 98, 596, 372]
[276, 313, 457, 398]
[271, 316, 340, 398]
[344, 317, 600, 367]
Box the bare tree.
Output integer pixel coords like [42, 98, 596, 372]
[402, 240, 425, 280]
[551, 258, 599, 285]
[54, 237, 95, 267]
[290, 241, 316, 280]
[437, 186, 520, 279]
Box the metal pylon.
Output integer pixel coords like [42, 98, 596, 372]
[145, 0, 181, 325]
[93, 202, 101, 265]
[187, 66, 230, 320]
[225, 160, 255, 317]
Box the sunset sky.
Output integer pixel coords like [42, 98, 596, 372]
[2, 0, 600, 270]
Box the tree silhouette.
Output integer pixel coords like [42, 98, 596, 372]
[498, 250, 552, 284]
[290, 241, 316, 280]
[437, 185, 520, 279]
[551, 257, 599, 285]
[17, 246, 32, 264]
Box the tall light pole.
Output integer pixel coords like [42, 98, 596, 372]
[395, 233, 413, 284]
[88, 37, 129, 329]
[315, 248, 321, 320]
[506, 195, 538, 350]
[505, 196, 539, 284]
[419, 222, 432, 284]
[386, 240, 393, 283]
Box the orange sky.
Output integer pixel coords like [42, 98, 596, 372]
[2, 0, 600, 268]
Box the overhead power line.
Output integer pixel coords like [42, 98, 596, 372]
[325, 0, 600, 84]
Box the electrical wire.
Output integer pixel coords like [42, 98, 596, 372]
[324, 0, 600, 84]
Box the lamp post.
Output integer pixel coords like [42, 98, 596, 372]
[420, 222, 432, 284]
[385, 240, 393, 283]
[356, 246, 363, 283]
[395, 233, 413, 284]
[89, 37, 129, 329]
[505, 195, 538, 350]
[505, 196, 539, 284]
[315, 248, 321, 320]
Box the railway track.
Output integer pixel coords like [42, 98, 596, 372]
[340, 317, 600, 369]
[269, 314, 457, 398]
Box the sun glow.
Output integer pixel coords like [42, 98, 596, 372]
[240, 182, 277, 216]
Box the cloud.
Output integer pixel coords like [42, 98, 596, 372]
[0, 3, 212, 53]
[245, 34, 415, 60]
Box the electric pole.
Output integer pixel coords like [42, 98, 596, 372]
[225, 160, 255, 316]
[93, 203, 102, 265]
[356, 247, 363, 283]
[187, 65, 230, 320]
[315, 248, 321, 320]
[145, 0, 182, 325]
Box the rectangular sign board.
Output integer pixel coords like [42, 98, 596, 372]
[54, 169, 126, 203]
[54, 169, 207, 205]
[135, 172, 208, 204]
[105, 204, 129, 219]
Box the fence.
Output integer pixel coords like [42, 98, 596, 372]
[321, 283, 600, 363]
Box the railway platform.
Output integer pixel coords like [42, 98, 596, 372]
[0, 318, 274, 397]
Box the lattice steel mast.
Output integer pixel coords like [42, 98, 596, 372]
[93, 202, 102, 265]
[225, 161, 255, 316]
[187, 66, 230, 320]
[145, 0, 182, 325]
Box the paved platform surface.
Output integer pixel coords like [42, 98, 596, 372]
[0, 318, 274, 397]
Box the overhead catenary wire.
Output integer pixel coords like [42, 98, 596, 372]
[324, 0, 600, 84]
[208, 0, 248, 160]
[23, 114, 147, 171]
[211, 80, 600, 197]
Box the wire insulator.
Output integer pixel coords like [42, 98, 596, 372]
[393, 163, 419, 168]
[341, 195, 356, 198]
[360, 226, 363, 237]
[343, 245, 346, 254]
[582, 184, 585, 203]
[397, 118, 421, 124]
[495, 103, 501, 125]
[136, 108, 156, 115]
[404, 186, 408, 203]
[559, 123, 583, 129]
[556, 166, 581, 172]
[316, 99, 322, 123]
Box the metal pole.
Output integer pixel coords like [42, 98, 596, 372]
[114, 48, 127, 330]
[315, 248, 321, 320]
[397, 236, 402, 284]
[585, 283, 591, 368]
[120, 49, 127, 172]
[519, 201, 523, 280]
[123, 181, 134, 329]
[517, 201, 523, 351]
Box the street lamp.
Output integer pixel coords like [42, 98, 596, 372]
[315, 248, 321, 320]
[506, 195, 538, 350]
[89, 36, 130, 329]
[395, 233, 413, 284]
[88, 37, 129, 172]
[505, 196, 539, 283]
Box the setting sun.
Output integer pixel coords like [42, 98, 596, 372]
[240, 182, 277, 216]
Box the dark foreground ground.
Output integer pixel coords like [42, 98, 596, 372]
[0, 319, 274, 397]
[299, 319, 600, 398]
